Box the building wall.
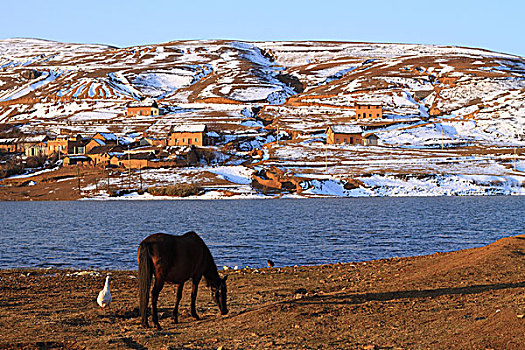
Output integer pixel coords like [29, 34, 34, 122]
[335, 133, 362, 145]
[168, 132, 205, 147]
[110, 157, 149, 169]
[144, 137, 167, 147]
[24, 143, 47, 157]
[327, 129, 363, 145]
[88, 153, 111, 166]
[355, 105, 382, 119]
[126, 107, 159, 116]
[0, 144, 17, 153]
[47, 138, 86, 155]
[47, 139, 68, 155]
[363, 137, 379, 146]
[71, 145, 86, 155]
[63, 157, 91, 166]
[326, 129, 336, 144]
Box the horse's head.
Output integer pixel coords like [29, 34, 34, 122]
[211, 275, 228, 315]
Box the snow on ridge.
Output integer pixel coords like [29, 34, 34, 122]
[255, 41, 520, 69]
[0, 38, 113, 59]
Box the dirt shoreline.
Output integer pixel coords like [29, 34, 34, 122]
[1, 235, 524, 349]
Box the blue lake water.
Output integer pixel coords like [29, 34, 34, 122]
[0, 197, 523, 270]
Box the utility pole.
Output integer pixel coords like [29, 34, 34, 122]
[139, 166, 142, 191]
[128, 146, 132, 190]
[77, 164, 81, 195]
[514, 147, 517, 171]
[440, 123, 444, 150]
[325, 143, 328, 172]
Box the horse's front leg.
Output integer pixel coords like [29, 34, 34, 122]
[173, 283, 184, 324]
[190, 276, 202, 320]
[151, 278, 165, 330]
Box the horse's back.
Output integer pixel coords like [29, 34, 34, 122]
[141, 231, 201, 244]
[140, 231, 210, 282]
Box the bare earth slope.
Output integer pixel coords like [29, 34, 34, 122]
[1, 235, 524, 349]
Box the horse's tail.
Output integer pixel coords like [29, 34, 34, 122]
[138, 242, 153, 327]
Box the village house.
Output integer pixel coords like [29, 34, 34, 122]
[25, 141, 48, 157]
[47, 135, 69, 156]
[62, 155, 91, 167]
[0, 138, 18, 153]
[92, 132, 119, 144]
[167, 125, 208, 147]
[47, 134, 90, 156]
[105, 146, 158, 169]
[107, 144, 199, 169]
[140, 135, 167, 148]
[67, 135, 89, 155]
[165, 146, 199, 165]
[86, 145, 124, 167]
[109, 152, 153, 169]
[85, 133, 119, 153]
[126, 98, 160, 117]
[326, 126, 381, 146]
[85, 138, 107, 153]
[355, 102, 383, 119]
[66, 135, 89, 155]
[362, 133, 380, 146]
[326, 125, 364, 145]
[17, 135, 49, 157]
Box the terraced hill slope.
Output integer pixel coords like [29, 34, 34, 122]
[1, 38, 524, 198]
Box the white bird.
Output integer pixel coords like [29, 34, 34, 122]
[97, 275, 112, 308]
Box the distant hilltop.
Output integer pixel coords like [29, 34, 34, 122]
[0, 38, 523, 135]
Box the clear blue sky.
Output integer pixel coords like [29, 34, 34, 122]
[1, 0, 524, 57]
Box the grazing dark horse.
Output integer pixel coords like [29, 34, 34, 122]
[137, 231, 228, 329]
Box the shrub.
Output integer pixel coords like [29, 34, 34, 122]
[147, 184, 201, 197]
[0, 158, 25, 179]
[108, 189, 135, 197]
[25, 155, 47, 169]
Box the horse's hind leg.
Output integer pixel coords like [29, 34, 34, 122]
[190, 276, 202, 320]
[173, 283, 184, 324]
[151, 278, 165, 330]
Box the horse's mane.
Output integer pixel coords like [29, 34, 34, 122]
[184, 231, 221, 286]
[202, 245, 220, 286]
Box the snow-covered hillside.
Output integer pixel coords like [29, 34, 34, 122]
[1, 38, 524, 143]
[1, 38, 524, 198]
